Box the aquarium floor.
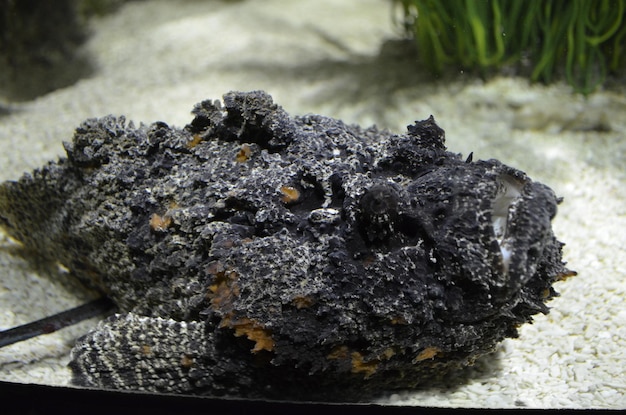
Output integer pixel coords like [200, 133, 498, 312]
[1, 0, 625, 409]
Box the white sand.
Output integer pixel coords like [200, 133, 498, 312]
[1, 0, 625, 408]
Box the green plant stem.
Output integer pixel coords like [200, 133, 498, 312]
[394, 0, 626, 94]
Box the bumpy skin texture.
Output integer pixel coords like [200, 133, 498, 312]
[0, 91, 572, 401]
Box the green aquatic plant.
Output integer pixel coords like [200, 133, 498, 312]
[394, 0, 626, 94]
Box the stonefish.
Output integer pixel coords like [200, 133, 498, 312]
[0, 91, 573, 401]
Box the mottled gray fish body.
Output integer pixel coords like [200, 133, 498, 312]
[0, 91, 572, 401]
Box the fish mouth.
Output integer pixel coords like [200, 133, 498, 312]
[490, 171, 560, 294]
[491, 174, 524, 276]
